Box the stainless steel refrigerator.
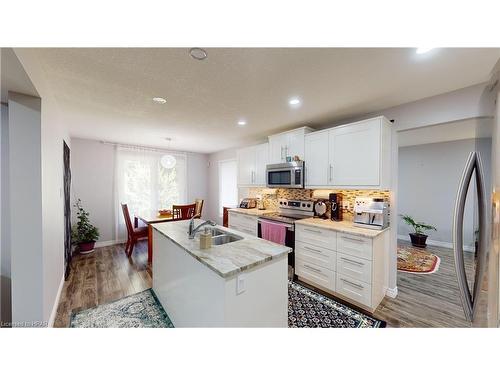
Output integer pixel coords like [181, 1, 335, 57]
[453, 61, 500, 327]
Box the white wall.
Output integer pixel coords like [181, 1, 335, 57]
[398, 139, 482, 248]
[0, 102, 10, 324]
[8, 93, 44, 324]
[14, 48, 71, 326]
[70, 138, 209, 243]
[71, 139, 116, 243]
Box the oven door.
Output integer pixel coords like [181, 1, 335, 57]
[266, 167, 304, 188]
[257, 219, 296, 278]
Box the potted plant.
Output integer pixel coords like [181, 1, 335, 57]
[400, 214, 436, 248]
[72, 199, 100, 254]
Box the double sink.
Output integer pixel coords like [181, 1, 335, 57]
[198, 227, 243, 246]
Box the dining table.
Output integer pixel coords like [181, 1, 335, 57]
[134, 210, 174, 263]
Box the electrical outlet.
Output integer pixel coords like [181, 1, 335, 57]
[236, 274, 246, 294]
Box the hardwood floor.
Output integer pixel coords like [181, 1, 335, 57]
[373, 241, 475, 327]
[53, 240, 151, 328]
[54, 239, 474, 328]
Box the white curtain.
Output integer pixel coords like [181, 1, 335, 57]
[115, 145, 187, 239]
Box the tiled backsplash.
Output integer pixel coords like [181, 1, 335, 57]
[248, 187, 390, 216]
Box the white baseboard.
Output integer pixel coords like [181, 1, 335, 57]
[48, 275, 65, 328]
[397, 234, 474, 252]
[386, 286, 398, 298]
[95, 239, 126, 248]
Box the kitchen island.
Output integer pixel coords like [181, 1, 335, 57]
[152, 219, 291, 327]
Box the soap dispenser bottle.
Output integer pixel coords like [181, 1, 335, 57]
[199, 226, 212, 250]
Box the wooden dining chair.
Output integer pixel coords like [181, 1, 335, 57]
[172, 203, 197, 220]
[121, 203, 148, 257]
[194, 198, 204, 218]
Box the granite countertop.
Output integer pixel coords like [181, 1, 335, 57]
[295, 217, 389, 238]
[227, 207, 277, 216]
[152, 219, 291, 279]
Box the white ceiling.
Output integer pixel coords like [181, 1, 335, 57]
[1, 48, 39, 103]
[20, 48, 500, 153]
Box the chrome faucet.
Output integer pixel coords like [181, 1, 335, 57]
[188, 218, 216, 239]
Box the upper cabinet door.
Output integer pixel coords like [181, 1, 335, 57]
[237, 146, 256, 186]
[254, 143, 269, 186]
[268, 134, 288, 164]
[287, 130, 306, 161]
[329, 118, 381, 186]
[304, 132, 329, 187]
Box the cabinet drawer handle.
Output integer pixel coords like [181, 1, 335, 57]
[341, 257, 364, 266]
[303, 246, 322, 254]
[303, 264, 322, 274]
[304, 228, 322, 234]
[342, 236, 365, 243]
[341, 278, 364, 289]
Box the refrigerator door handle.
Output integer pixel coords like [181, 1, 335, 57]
[452, 151, 488, 322]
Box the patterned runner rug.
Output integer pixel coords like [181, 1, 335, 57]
[397, 244, 440, 274]
[288, 281, 385, 328]
[70, 284, 386, 328]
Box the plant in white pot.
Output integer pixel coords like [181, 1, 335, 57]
[72, 199, 100, 254]
[400, 214, 436, 248]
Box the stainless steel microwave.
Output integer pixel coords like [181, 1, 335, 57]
[266, 161, 305, 188]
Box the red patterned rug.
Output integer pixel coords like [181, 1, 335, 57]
[397, 245, 440, 274]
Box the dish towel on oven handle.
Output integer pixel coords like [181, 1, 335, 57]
[261, 220, 287, 245]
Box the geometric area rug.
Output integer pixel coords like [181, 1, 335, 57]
[70, 289, 174, 328]
[70, 284, 386, 328]
[397, 244, 441, 274]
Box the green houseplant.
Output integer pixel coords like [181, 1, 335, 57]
[400, 214, 436, 248]
[72, 199, 100, 254]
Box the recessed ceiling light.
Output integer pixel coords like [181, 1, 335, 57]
[416, 47, 434, 54]
[189, 48, 208, 60]
[164, 137, 172, 141]
[289, 97, 301, 107]
[153, 97, 167, 104]
[237, 120, 247, 127]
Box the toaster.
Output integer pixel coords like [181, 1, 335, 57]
[239, 198, 257, 209]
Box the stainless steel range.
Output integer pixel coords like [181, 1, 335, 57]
[257, 199, 314, 277]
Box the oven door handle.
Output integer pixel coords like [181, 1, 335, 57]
[257, 218, 294, 230]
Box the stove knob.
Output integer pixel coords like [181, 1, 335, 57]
[307, 203, 311, 208]
[302, 203, 306, 207]
[283, 201, 287, 206]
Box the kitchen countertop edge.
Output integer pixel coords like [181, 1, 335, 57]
[152, 223, 291, 279]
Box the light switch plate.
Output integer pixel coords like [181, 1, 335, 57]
[236, 274, 245, 294]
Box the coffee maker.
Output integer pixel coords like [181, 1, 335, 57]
[353, 197, 389, 230]
[329, 193, 343, 221]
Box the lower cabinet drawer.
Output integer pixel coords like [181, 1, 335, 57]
[296, 224, 337, 251]
[296, 241, 336, 271]
[296, 259, 335, 292]
[228, 213, 257, 236]
[337, 233, 373, 260]
[336, 273, 372, 307]
[229, 224, 257, 237]
[336, 253, 372, 284]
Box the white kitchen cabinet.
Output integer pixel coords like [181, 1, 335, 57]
[254, 143, 269, 185]
[304, 131, 329, 186]
[237, 143, 269, 187]
[228, 211, 258, 236]
[329, 118, 382, 186]
[268, 127, 313, 164]
[304, 116, 391, 189]
[295, 223, 389, 312]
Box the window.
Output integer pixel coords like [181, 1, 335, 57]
[115, 146, 187, 238]
[218, 159, 238, 216]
